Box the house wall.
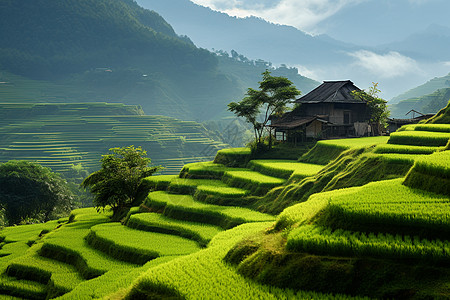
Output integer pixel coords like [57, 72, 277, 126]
[302, 103, 367, 125]
[306, 120, 323, 138]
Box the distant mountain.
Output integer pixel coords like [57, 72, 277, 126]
[135, 0, 450, 101]
[390, 73, 450, 104]
[316, 0, 450, 47]
[381, 24, 450, 61]
[0, 0, 318, 121]
[389, 88, 450, 119]
[135, 0, 357, 67]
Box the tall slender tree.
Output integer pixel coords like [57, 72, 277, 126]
[228, 70, 300, 151]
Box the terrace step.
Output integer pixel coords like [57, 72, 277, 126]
[39, 208, 136, 279]
[388, 130, 450, 147]
[85, 223, 201, 264]
[143, 191, 275, 229]
[5, 244, 84, 297]
[0, 274, 47, 300]
[126, 212, 222, 247]
[248, 159, 324, 181]
[222, 169, 286, 195]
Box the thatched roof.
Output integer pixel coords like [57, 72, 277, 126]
[295, 80, 364, 104]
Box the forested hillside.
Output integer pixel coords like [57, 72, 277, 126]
[0, 0, 318, 121]
[390, 88, 450, 118]
[390, 72, 450, 104]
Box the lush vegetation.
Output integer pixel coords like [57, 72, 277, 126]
[1, 109, 449, 299]
[0, 161, 73, 225]
[0, 102, 227, 177]
[390, 87, 450, 118]
[352, 82, 389, 135]
[228, 70, 301, 150]
[0, 0, 319, 122]
[82, 146, 162, 218]
[225, 118, 450, 298]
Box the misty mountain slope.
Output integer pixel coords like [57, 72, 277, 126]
[135, 0, 357, 67]
[0, 0, 215, 78]
[0, 0, 318, 121]
[389, 88, 450, 118]
[135, 0, 450, 101]
[390, 73, 450, 104]
[316, 0, 450, 47]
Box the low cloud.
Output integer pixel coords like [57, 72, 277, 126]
[348, 50, 420, 78]
[190, 0, 364, 34]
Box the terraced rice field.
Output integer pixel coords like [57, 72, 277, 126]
[0, 154, 307, 299]
[0, 103, 228, 174]
[1, 121, 449, 299]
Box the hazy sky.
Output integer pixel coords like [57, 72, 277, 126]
[183, 0, 450, 99]
[189, 0, 362, 35]
[189, 0, 450, 44]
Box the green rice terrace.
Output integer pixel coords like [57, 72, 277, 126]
[1, 119, 450, 299]
[0, 103, 228, 175]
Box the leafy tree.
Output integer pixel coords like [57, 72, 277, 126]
[82, 146, 162, 218]
[352, 82, 390, 135]
[0, 160, 74, 225]
[228, 70, 301, 150]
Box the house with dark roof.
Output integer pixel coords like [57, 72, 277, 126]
[270, 80, 370, 142]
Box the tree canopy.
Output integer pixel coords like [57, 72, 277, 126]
[82, 146, 162, 218]
[0, 160, 73, 225]
[228, 70, 301, 150]
[352, 82, 390, 135]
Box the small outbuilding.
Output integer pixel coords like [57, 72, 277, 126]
[270, 80, 370, 142]
[387, 110, 435, 133]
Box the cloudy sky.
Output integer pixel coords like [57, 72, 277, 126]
[189, 0, 450, 44]
[189, 0, 362, 35]
[187, 0, 450, 99]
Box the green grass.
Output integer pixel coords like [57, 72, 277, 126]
[85, 223, 201, 265]
[141, 175, 251, 204]
[126, 212, 222, 247]
[317, 178, 450, 237]
[373, 144, 441, 154]
[180, 161, 228, 179]
[0, 220, 60, 244]
[299, 136, 389, 165]
[213, 147, 251, 167]
[39, 208, 135, 279]
[248, 159, 324, 181]
[125, 222, 365, 299]
[143, 191, 275, 229]
[222, 170, 286, 195]
[287, 224, 450, 262]
[388, 131, 450, 147]
[55, 256, 176, 300]
[5, 244, 84, 297]
[403, 150, 450, 196]
[411, 124, 450, 133]
[0, 274, 47, 300]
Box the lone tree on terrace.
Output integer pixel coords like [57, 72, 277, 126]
[82, 145, 162, 218]
[352, 82, 390, 135]
[228, 70, 300, 150]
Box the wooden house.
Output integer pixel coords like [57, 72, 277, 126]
[270, 80, 369, 142]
